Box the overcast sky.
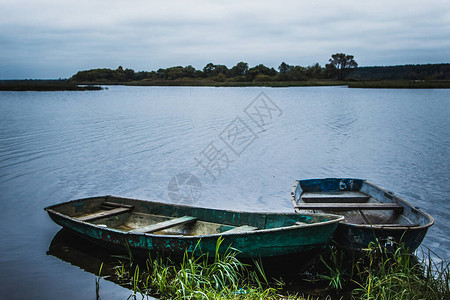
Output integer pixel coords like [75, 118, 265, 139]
[1, 0, 449, 79]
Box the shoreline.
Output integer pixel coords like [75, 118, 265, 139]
[1, 79, 450, 91]
[0, 80, 102, 91]
[72, 79, 450, 89]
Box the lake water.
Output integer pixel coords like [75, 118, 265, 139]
[0, 86, 449, 299]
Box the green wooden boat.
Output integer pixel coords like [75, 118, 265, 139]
[45, 195, 343, 259]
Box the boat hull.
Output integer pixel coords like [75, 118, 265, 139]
[332, 221, 430, 251]
[291, 178, 434, 252]
[46, 196, 343, 259]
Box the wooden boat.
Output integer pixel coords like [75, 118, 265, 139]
[291, 178, 434, 252]
[45, 195, 343, 259]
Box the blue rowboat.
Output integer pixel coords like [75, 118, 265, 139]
[291, 178, 434, 252]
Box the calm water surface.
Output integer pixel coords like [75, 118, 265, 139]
[0, 86, 449, 299]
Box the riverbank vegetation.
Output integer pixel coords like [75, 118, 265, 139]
[0, 80, 102, 91]
[70, 61, 450, 89]
[312, 243, 449, 299]
[3, 53, 449, 90]
[347, 80, 450, 89]
[347, 63, 450, 81]
[70, 53, 357, 85]
[125, 79, 349, 87]
[95, 239, 449, 299]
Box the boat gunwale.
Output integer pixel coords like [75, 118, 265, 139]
[45, 196, 344, 239]
[291, 178, 434, 230]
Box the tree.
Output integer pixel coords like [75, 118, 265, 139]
[70, 68, 126, 82]
[135, 71, 155, 80]
[278, 62, 292, 74]
[289, 66, 308, 81]
[203, 63, 228, 77]
[156, 68, 166, 79]
[247, 64, 277, 81]
[165, 66, 185, 80]
[203, 63, 215, 77]
[229, 62, 249, 77]
[305, 63, 324, 79]
[214, 65, 229, 76]
[124, 68, 135, 80]
[183, 65, 197, 78]
[324, 63, 337, 79]
[327, 53, 358, 80]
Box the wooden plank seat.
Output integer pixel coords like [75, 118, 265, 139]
[301, 191, 370, 203]
[77, 207, 132, 222]
[295, 202, 404, 213]
[374, 223, 419, 228]
[222, 225, 258, 234]
[130, 216, 197, 234]
[295, 221, 308, 225]
[101, 201, 134, 209]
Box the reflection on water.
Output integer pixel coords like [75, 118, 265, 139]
[0, 86, 449, 299]
[47, 229, 157, 300]
[47, 229, 119, 277]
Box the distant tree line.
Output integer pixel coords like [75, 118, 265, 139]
[347, 64, 450, 80]
[70, 55, 450, 83]
[70, 53, 359, 83]
[70, 62, 331, 83]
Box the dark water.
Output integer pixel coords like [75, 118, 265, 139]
[0, 86, 449, 299]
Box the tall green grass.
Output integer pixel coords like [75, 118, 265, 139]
[315, 241, 450, 299]
[96, 238, 449, 299]
[108, 238, 285, 299]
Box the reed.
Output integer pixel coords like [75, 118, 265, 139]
[315, 240, 450, 299]
[95, 262, 103, 300]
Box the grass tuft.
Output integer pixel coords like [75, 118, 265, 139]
[110, 237, 282, 299]
[314, 240, 450, 299]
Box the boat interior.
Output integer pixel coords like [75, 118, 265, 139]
[296, 190, 419, 226]
[50, 197, 329, 236]
[75, 202, 260, 236]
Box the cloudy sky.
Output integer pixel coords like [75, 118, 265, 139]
[1, 0, 449, 79]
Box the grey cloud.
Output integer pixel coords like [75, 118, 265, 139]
[0, 0, 449, 78]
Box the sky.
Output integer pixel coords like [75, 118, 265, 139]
[0, 0, 449, 79]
